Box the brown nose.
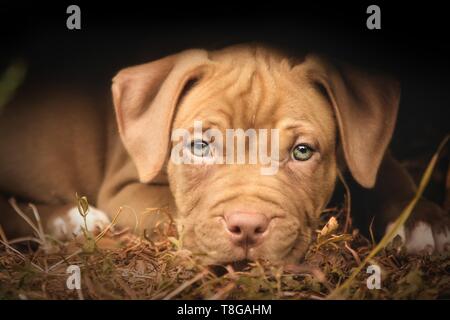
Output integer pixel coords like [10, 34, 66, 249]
[224, 212, 270, 247]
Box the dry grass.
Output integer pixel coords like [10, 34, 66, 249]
[1, 185, 449, 300]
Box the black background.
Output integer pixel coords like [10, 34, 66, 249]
[0, 1, 449, 199]
[0, 299, 447, 317]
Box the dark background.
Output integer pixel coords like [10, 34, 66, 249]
[0, 1, 449, 202]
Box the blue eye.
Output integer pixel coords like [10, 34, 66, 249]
[292, 144, 314, 161]
[191, 140, 211, 157]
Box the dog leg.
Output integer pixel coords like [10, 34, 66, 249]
[356, 151, 450, 253]
[0, 195, 110, 240]
[97, 182, 175, 236]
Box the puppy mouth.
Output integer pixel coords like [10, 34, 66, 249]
[209, 260, 254, 274]
[218, 228, 299, 263]
[231, 244, 262, 261]
[190, 211, 308, 264]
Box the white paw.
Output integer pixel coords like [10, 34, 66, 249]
[385, 223, 406, 244]
[385, 222, 450, 254]
[52, 206, 110, 239]
[405, 222, 435, 254]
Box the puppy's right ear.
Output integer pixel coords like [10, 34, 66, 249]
[112, 50, 210, 183]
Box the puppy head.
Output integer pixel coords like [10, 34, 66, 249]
[112, 45, 400, 264]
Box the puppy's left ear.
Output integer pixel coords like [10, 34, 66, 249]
[112, 50, 210, 183]
[302, 55, 401, 188]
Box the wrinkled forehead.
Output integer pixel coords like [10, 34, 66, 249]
[173, 51, 336, 142]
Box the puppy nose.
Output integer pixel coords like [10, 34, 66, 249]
[224, 212, 269, 247]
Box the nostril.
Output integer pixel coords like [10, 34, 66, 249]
[229, 225, 242, 235]
[254, 226, 264, 234]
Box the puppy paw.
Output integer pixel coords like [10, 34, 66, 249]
[385, 200, 450, 254]
[51, 206, 111, 240]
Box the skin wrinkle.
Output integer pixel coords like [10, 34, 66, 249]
[288, 188, 316, 230]
[250, 72, 265, 126]
[168, 46, 338, 264]
[209, 110, 234, 128]
[266, 222, 302, 261]
[205, 183, 287, 216]
[198, 68, 239, 102]
[180, 72, 236, 121]
[284, 185, 314, 229]
[248, 194, 286, 215]
[206, 194, 242, 213]
[285, 229, 313, 261]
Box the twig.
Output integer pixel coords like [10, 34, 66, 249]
[207, 282, 236, 300]
[368, 216, 376, 247]
[0, 238, 44, 272]
[8, 198, 41, 237]
[344, 241, 361, 265]
[8, 237, 42, 245]
[163, 269, 209, 300]
[95, 206, 124, 242]
[444, 159, 450, 211]
[0, 225, 10, 253]
[337, 169, 352, 233]
[47, 249, 83, 272]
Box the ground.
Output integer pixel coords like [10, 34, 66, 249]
[1, 155, 449, 299]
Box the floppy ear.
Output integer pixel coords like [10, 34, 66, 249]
[112, 49, 210, 183]
[302, 54, 401, 188]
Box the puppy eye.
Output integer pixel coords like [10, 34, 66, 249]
[292, 144, 315, 161]
[190, 140, 211, 157]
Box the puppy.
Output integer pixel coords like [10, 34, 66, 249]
[0, 44, 448, 264]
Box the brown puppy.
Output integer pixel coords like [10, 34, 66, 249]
[0, 44, 448, 264]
